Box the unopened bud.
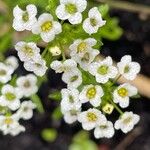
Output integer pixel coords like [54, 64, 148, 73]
[49, 46, 61, 56]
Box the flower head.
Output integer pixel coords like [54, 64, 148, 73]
[62, 68, 82, 88]
[79, 84, 104, 107]
[13, 4, 37, 31]
[78, 108, 107, 130]
[51, 59, 77, 73]
[117, 55, 140, 80]
[0, 114, 25, 136]
[113, 83, 138, 108]
[0, 84, 22, 110]
[83, 7, 106, 35]
[89, 56, 118, 83]
[15, 41, 40, 62]
[16, 101, 36, 120]
[0, 63, 13, 84]
[56, 0, 87, 24]
[114, 111, 140, 133]
[94, 121, 115, 139]
[16, 74, 38, 97]
[32, 13, 62, 42]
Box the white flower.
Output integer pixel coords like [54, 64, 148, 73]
[78, 108, 107, 130]
[63, 107, 81, 124]
[79, 84, 103, 107]
[13, 4, 37, 31]
[69, 38, 98, 57]
[113, 83, 137, 108]
[50, 59, 77, 73]
[62, 68, 82, 88]
[5, 56, 19, 71]
[117, 55, 140, 80]
[70, 38, 100, 71]
[0, 63, 13, 84]
[49, 46, 61, 56]
[32, 13, 62, 42]
[15, 41, 40, 62]
[56, 0, 87, 25]
[0, 84, 22, 111]
[61, 88, 81, 113]
[94, 121, 115, 139]
[83, 7, 106, 35]
[24, 57, 48, 76]
[114, 111, 140, 133]
[16, 74, 38, 97]
[0, 115, 25, 136]
[89, 56, 118, 83]
[16, 101, 36, 120]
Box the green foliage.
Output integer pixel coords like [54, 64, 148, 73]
[31, 94, 44, 113]
[52, 106, 63, 120]
[41, 128, 57, 142]
[99, 4, 109, 17]
[69, 131, 98, 150]
[49, 90, 62, 101]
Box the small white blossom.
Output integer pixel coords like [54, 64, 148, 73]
[0, 84, 22, 111]
[49, 46, 61, 56]
[16, 74, 38, 97]
[113, 83, 138, 108]
[24, 57, 48, 76]
[83, 7, 106, 35]
[56, 0, 87, 25]
[51, 59, 77, 73]
[63, 107, 81, 124]
[16, 101, 36, 120]
[94, 121, 115, 139]
[32, 13, 62, 42]
[13, 4, 37, 31]
[89, 56, 118, 83]
[61, 88, 81, 113]
[15, 41, 40, 62]
[0, 63, 13, 84]
[79, 84, 104, 107]
[117, 55, 140, 80]
[78, 108, 107, 130]
[0, 115, 25, 136]
[69, 38, 98, 57]
[5, 56, 19, 71]
[114, 111, 140, 133]
[62, 68, 82, 88]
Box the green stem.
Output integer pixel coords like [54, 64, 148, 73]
[112, 74, 122, 85]
[109, 100, 123, 115]
[42, 46, 49, 58]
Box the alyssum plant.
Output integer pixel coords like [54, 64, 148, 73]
[0, 0, 140, 138]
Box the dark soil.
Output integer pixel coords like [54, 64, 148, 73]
[1, 1, 150, 150]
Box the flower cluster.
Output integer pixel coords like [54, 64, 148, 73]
[0, 57, 37, 136]
[12, 0, 141, 138]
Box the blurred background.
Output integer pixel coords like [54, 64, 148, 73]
[0, 0, 150, 150]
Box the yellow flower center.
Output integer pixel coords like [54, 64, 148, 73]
[124, 65, 130, 73]
[4, 118, 13, 125]
[23, 46, 34, 56]
[0, 69, 6, 76]
[87, 112, 97, 122]
[117, 88, 128, 97]
[77, 42, 87, 53]
[5, 92, 16, 101]
[41, 21, 53, 32]
[97, 65, 109, 75]
[90, 18, 97, 26]
[69, 95, 74, 103]
[65, 3, 77, 14]
[123, 117, 132, 124]
[86, 87, 96, 99]
[22, 12, 29, 22]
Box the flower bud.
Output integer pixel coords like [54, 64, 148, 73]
[102, 103, 114, 114]
[49, 46, 61, 56]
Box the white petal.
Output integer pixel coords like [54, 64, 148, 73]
[26, 4, 37, 17]
[68, 12, 82, 24]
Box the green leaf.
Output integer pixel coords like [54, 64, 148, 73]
[24, 34, 41, 43]
[52, 106, 62, 120]
[31, 94, 44, 113]
[41, 128, 57, 142]
[73, 131, 89, 143]
[49, 90, 61, 101]
[98, 4, 109, 17]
